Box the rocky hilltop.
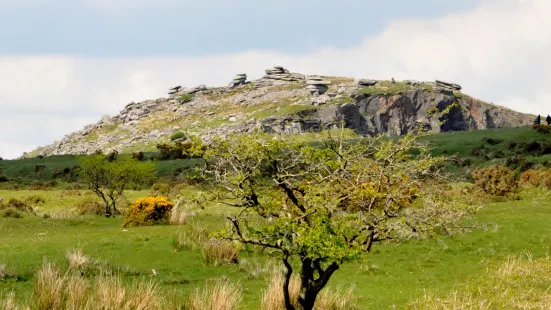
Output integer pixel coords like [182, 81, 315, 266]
[24, 66, 533, 158]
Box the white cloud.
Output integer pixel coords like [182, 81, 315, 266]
[1, 0, 550, 159]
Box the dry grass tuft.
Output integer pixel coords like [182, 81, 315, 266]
[411, 253, 551, 309]
[25, 260, 166, 310]
[261, 267, 300, 310]
[66, 248, 89, 270]
[186, 278, 243, 310]
[0, 292, 19, 310]
[33, 262, 66, 310]
[169, 207, 187, 226]
[315, 285, 357, 310]
[0, 263, 15, 280]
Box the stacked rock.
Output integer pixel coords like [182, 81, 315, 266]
[169, 85, 207, 97]
[230, 74, 247, 88]
[357, 79, 377, 87]
[306, 76, 331, 95]
[168, 86, 182, 95]
[256, 66, 303, 87]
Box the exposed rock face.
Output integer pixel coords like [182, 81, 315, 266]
[22, 68, 534, 159]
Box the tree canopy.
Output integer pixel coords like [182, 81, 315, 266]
[201, 130, 473, 310]
[79, 154, 155, 217]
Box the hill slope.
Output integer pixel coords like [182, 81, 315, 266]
[23, 66, 533, 158]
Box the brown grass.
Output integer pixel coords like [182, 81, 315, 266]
[26, 261, 166, 310]
[186, 278, 243, 310]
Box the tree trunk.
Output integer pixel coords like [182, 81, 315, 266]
[298, 260, 340, 310]
[282, 255, 296, 310]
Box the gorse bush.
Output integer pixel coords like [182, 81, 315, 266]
[123, 196, 174, 228]
[472, 165, 518, 197]
[532, 124, 550, 134]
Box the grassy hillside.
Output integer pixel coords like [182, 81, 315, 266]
[0, 188, 550, 308]
[2, 126, 550, 186]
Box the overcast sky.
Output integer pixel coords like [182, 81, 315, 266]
[1, 0, 549, 159]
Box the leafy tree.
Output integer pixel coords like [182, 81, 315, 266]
[79, 155, 156, 217]
[201, 130, 472, 310]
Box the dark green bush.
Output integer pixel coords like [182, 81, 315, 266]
[482, 137, 503, 145]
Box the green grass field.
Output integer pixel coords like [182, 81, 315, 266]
[0, 186, 549, 309]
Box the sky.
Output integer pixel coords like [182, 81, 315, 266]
[1, 0, 550, 159]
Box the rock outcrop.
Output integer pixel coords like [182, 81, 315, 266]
[306, 76, 331, 95]
[22, 68, 534, 159]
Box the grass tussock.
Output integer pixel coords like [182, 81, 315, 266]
[172, 223, 209, 252]
[27, 261, 166, 310]
[411, 253, 551, 310]
[0, 292, 20, 310]
[186, 277, 243, 310]
[201, 240, 240, 266]
[169, 206, 187, 226]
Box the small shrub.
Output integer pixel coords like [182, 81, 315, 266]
[132, 151, 145, 161]
[472, 165, 518, 197]
[170, 131, 187, 141]
[25, 195, 46, 205]
[201, 240, 240, 266]
[77, 199, 104, 216]
[123, 196, 174, 228]
[523, 141, 541, 154]
[482, 137, 503, 145]
[1, 208, 22, 219]
[469, 145, 488, 157]
[186, 278, 242, 310]
[0, 176, 8, 183]
[4, 198, 34, 213]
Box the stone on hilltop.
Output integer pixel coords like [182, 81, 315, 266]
[357, 79, 377, 86]
[305, 76, 331, 95]
[435, 80, 462, 91]
[230, 73, 247, 88]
